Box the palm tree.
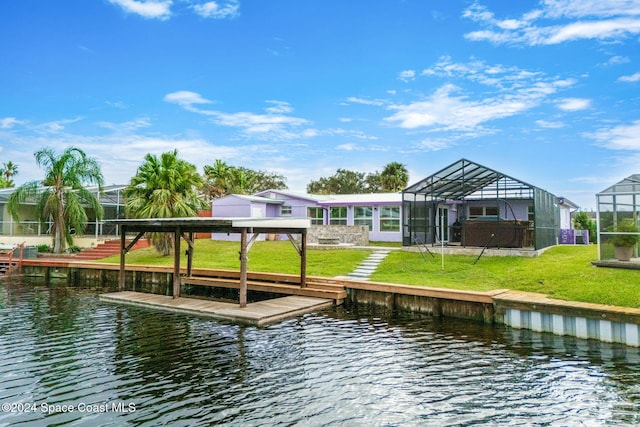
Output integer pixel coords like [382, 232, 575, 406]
[124, 150, 208, 255]
[380, 161, 409, 192]
[202, 159, 233, 199]
[8, 147, 104, 253]
[0, 161, 18, 188]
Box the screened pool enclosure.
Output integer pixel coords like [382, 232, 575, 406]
[596, 175, 640, 261]
[402, 159, 560, 250]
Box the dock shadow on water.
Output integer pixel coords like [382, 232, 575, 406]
[1, 277, 639, 426]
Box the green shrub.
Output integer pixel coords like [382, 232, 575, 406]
[36, 244, 51, 253]
[610, 218, 639, 247]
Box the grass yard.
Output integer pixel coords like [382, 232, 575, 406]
[96, 239, 372, 278]
[97, 241, 639, 308]
[372, 245, 640, 308]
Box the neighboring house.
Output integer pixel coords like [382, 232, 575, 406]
[558, 197, 579, 230]
[402, 159, 579, 250]
[0, 184, 127, 239]
[212, 190, 403, 242]
[0, 184, 128, 247]
[557, 197, 585, 244]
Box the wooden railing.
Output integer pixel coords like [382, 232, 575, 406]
[0, 242, 25, 276]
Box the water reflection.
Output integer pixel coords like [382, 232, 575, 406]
[0, 278, 639, 426]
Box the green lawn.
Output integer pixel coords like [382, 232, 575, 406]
[97, 240, 372, 278]
[97, 242, 639, 308]
[372, 245, 640, 308]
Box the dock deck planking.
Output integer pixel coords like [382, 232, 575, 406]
[99, 291, 334, 326]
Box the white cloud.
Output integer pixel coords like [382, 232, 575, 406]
[464, 1, 640, 46]
[326, 128, 378, 140]
[618, 72, 640, 82]
[336, 143, 360, 151]
[164, 90, 213, 108]
[417, 138, 454, 151]
[36, 117, 83, 134]
[345, 97, 386, 107]
[546, 18, 640, 44]
[399, 70, 416, 82]
[0, 117, 26, 129]
[165, 91, 316, 141]
[389, 85, 534, 129]
[556, 98, 591, 111]
[108, 0, 172, 20]
[588, 120, 640, 150]
[536, 119, 565, 128]
[603, 55, 630, 66]
[541, 0, 640, 19]
[264, 100, 293, 114]
[96, 118, 152, 132]
[384, 59, 574, 131]
[192, 1, 239, 19]
[420, 56, 548, 89]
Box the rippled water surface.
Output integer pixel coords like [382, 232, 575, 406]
[1, 279, 640, 426]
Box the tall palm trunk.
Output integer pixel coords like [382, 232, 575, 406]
[53, 190, 66, 253]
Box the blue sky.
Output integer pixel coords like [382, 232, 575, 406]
[2, 0, 640, 210]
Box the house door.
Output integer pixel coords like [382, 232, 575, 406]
[437, 206, 449, 243]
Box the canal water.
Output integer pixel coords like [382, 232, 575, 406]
[1, 279, 639, 426]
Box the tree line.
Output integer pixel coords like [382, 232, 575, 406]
[5, 147, 409, 255]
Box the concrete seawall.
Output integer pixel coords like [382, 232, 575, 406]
[11, 260, 640, 347]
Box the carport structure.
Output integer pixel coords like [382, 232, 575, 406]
[402, 159, 560, 250]
[113, 217, 310, 307]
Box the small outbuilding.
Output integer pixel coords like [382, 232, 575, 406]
[402, 159, 562, 251]
[596, 175, 640, 261]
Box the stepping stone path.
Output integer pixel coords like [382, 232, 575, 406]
[338, 249, 392, 281]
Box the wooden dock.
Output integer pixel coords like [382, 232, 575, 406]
[99, 291, 334, 326]
[182, 273, 347, 304]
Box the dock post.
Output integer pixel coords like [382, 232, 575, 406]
[300, 231, 307, 288]
[119, 227, 126, 291]
[173, 227, 181, 299]
[239, 228, 248, 308]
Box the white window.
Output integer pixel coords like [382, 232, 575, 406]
[380, 206, 400, 232]
[307, 207, 324, 225]
[468, 206, 499, 219]
[329, 207, 348, 225]
[354, 206, 373, 231]
[281, 205, 292, 216]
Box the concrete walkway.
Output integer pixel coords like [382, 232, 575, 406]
[337, 249, 393, 281]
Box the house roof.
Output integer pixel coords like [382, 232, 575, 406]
[316, 192, 402, 206]
[558, 197, 580, 209]
[113, 216, 310, 233]
[597, 174, 640, 196]
[0, 184, 129, 205]
[404, 158, 539, 201]
[214, 194, 285, 204]
[255, 189, 402, 205]
[255, 189, 326, 203]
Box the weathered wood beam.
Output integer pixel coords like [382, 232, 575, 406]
[173, 227, 181, 299]
[182, 231, 195, 277]
[124, 231, 146, 253]
[239, 228, 248, 308]
[300, 232, 307, 288]
[119, 226, 126, 291]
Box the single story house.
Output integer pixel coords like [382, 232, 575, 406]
[211, 190, 403, 243]
[212, 160, 578, 249]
